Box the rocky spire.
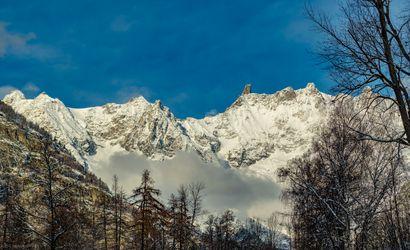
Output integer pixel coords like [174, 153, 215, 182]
[303, 82, 319, 95]
[154, 99, 164, 110]
[242, 84, 252, 95]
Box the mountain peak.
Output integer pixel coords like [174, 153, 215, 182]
[242, 84, 252, 95]
[34, 92, 57, 103]
[128, 95, 148, 105]
[154, 99, 163, 109]
[306, 82, 315, 89]
[302, 82, 319, 95]
[3, 82, 335, 179]
[3, 90, 26, 104]
[36, 91, 51, 98]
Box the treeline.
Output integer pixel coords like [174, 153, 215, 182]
[0, 166, 285, 249]
[0, 140, 286, 249]
[279, 102, 410, 249]
[104, 170, 285, 249]
[0, 135, 111, 249]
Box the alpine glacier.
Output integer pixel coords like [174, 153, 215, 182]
[3, 83, 332, 179]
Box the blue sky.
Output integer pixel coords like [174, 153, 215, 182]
[0, 0, 338, 118]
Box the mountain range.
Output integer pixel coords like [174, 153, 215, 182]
[3, 83, 333, 179]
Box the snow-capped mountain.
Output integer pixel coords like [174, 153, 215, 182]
[3, 83, 332, 178]
[183, 83, 332, 176]
[3, 91, 97, 164]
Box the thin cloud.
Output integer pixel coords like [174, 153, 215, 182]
[115, 85, 152, 103]
[0, 82, 41, 99]
[23, 82, 40, 96]
[110, 15, 134, 32]
[0, 22, 59, 60]
[0, 85, 18, 99]
[167, 92, 188, 104]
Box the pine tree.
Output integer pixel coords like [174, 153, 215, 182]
[129, 170, 166, 249]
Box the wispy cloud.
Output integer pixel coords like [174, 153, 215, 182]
[22, 82, 40, 95]
[167, 92, 188, 104]
[0, 22, 59, 60]
[110, 15, 134, 32]
[0, 82, 41, 99]
[283, 19, 317, 45]
[0, 85, 18, 99]
[72, 82, 152, 107]
[116, 86, 152, 103]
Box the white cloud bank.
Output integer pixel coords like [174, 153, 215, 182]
[92, 151, 284, 219]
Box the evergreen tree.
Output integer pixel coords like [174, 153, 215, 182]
[129, 169, 166, 249]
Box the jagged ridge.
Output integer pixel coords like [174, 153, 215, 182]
[3, 83, 333, 178]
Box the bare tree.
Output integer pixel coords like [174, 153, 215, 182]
[101, 193, 110, 250]
[166, 182, 206, 249]
[219, 210, 237, 250]
[202, 214, 216, 249]
[267, 212, 283, 249]
[112, 175, 127, 250]
[23, 137, 79, 249]
[0, 165, 31, 249]
[172, 185, 191, 250]
[88, 190, 111, 250]
[278, 102, 408, 249]
[308, 0, 410, 144]
[189, 182, 205, 228]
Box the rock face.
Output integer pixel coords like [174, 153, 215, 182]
[0, 100, 109, 198]
[0, 101, 113, 247]
[3, 83, 333, 178]
[3, 91, 96, 165]
[184, 83, 331, 173]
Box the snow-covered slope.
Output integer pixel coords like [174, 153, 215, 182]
[3, 91, 96, 165]
[185, 84, 330, 166]
[3, 83, 332, 179]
